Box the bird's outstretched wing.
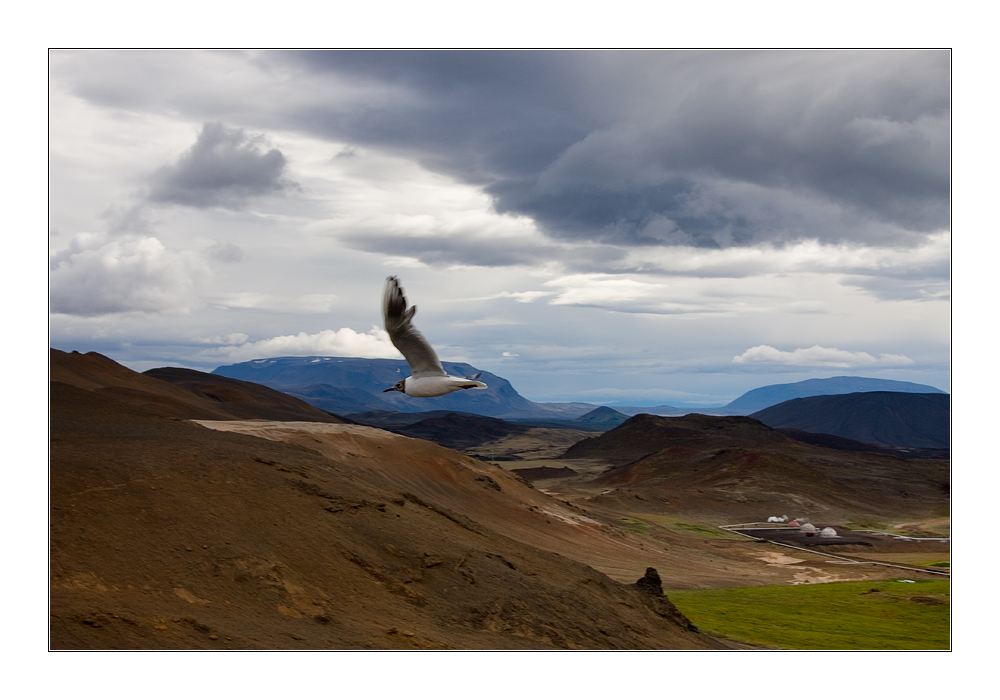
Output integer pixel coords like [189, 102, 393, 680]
[382, 276, 447, 378]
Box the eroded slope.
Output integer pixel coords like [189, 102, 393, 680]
[51, 380, 720, 649]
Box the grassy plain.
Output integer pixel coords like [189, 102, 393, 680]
[666, 579, 950, 650]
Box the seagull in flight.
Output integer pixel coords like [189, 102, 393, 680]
[382, 276, 488, 397]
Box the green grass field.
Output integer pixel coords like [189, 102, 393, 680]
[665, 579, 950, 650]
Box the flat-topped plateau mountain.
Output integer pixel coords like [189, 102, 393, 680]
[212, 356, 595, 419]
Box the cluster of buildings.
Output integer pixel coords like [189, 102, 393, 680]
[767, 516, 839, 538]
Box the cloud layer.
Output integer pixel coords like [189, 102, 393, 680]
[281, 50, 949, 250]
[733, 344, 913, 368]
[46, 50, 951, 401]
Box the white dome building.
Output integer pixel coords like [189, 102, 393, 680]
[819, 527, 839, 538]
[800, 523, 817, 534]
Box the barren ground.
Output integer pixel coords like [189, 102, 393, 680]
[50, 352, 949, 649]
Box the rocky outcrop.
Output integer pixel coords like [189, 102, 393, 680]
[634, 567, 699, 633]
[635, 567, 664, 596]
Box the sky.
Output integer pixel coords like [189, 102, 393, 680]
[48, 49, 951, 406]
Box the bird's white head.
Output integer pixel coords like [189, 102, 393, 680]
[383, 378, 406, 393]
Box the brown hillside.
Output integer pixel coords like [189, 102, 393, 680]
[563, 413, 794, 463]
[50, 349, 343, 423]
[50, 356, 723, 650]
[580, 416, 949, 522]
[144, 366, 346, 423]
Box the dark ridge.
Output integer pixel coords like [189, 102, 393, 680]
[562, 413, 787, 463]
[389, 412, 530, 450]
[143, 366, 347, 423]
[777, 428, 948, 459]
[751, 392, 949, 449]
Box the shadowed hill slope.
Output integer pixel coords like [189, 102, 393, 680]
[564, 413, 949, 522]
[379, 411, 530, 450]
[750, 392, 949, 449]
[51, 349, 345, 423]
[51, 352, 721, 649]
[143, 367, 347, 423]
[563, 413, 792, 464]
[51, 348, 235, 421]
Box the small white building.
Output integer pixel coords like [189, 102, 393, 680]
[800, 523, 817, 534]
[819, 527, 839, 538]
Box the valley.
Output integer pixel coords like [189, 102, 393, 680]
[49, 350, 949, 649]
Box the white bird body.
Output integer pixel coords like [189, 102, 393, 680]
[395, 375, 488, 397]
[382, 276, 488, 398]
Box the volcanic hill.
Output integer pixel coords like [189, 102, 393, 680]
[565, 413, 949, 522]
[50, 350, 723, 649]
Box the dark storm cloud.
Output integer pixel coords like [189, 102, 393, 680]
[279, 50, 949, 248]
[147, 122, 292, 209]
[55, 50, 949, 252]
[287, 50, 595, 183]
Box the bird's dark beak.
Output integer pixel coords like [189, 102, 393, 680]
[383, 387, 394, 392]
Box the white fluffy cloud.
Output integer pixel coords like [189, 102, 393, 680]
[206, 327, 399, 363]
[733, 345, 913, 368]
[545, 274, 667, 307]
[50, 233, 210, 316]
[211, 293, 340, 313]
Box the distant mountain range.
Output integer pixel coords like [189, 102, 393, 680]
[725, 376, 945, 413]
[506, 406, 632, 431]
[610, 377, 947, 416]
[209, 357, 949, 423]
[749, 391, 950, 449]
[346, 405, 632, 448]
[212, 356, 596, 420]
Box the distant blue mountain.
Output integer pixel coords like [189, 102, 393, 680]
[750, 391, 950, 449]
[211, 356, 595, 419]
[726, 376, 946, 413]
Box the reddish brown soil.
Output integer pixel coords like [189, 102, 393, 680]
[50, 351, 946, 649]
[51, 349, 343, 423]
[560, 414, 949, 523]
[50, 370, 723, 649]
